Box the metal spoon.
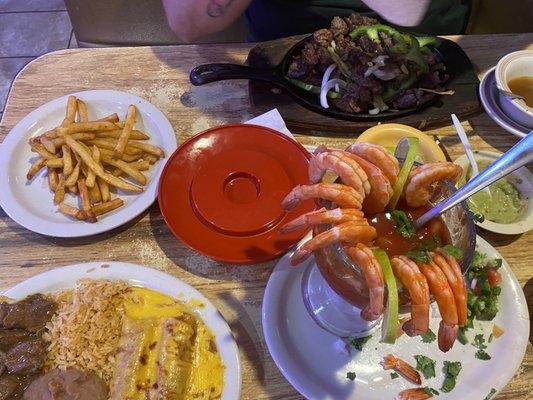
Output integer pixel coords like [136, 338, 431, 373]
[412, 132, 533, 229]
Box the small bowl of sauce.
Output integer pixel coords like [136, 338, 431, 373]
[495, 50, 533, 128]
[455, 150, 533, 235]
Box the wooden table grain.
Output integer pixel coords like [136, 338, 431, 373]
[0, 34, 531, 399]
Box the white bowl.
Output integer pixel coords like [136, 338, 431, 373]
[495, 50, 533, 129]
[454, 151, 533, 235]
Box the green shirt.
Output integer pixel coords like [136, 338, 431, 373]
[245, 0, 471, 41]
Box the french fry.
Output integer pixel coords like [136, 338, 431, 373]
[128, 141, 165, 158]
[57, 121, 118, 135]
[86, 138, 142, 156]
[65, 163, 80, 187]
[96, 113, 119, 123]
[53, 176, 66, 204]
[89, 179, 102, 202]
[112, 160, 150, 177]
[62, 144, 73, 176]
[62, 95, 77, 126]
[143, 153, 159, 164]
[98, 177, 110, 202]
[86, 146, 100, 188]
[92, 198, 124, 216]
[41, 137, 57, 153]
[58, 203, 86, 220]
[114, 105, 136, 157]
[95, 129, 149, 140]
[67, 184, 78, 194]
[65, 136, 143, 192]
[100, 154, 147, 185]
[44, 158, 64, 168]
[47, 168, 59, 192]
[51, 133, 95, 148]
[30, 141, 56, 159]
[98, 147, 142, 162]
[77, 178, 97, 222]
[27, 158, 46, 180]
[77, 99, 88, 122]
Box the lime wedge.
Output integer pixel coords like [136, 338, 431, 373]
[373, 248, 399, 344]
[389, 136, 420, 210]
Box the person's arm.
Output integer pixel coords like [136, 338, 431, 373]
[162, 0, 251, 42]
[360, 0, 431, 27]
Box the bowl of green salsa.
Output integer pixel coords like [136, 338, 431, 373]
[455, 151, 532, 234]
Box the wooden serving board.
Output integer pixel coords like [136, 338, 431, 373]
[247, 35, 481, 136]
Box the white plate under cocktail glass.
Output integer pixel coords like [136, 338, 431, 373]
[0, 90, 177, 237]
[262, 236, 529, 400]
[3, 261, 241, 400]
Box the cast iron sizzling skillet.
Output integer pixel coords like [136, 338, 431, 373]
[190, 35, 474, 122]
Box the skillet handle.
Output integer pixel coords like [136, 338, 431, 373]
[190, 63, 283, 86]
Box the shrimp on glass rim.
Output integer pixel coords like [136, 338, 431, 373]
[416, 259, 459, 352]
[432, 250, 468, 326]
[345, 243, 385, 321]
[279, 207, 364, 233]
[404, 162, 462, 208]
[309, 150, 370, 198]
[345, 142, 400, 186]
[390, 256, 430, 336]
[291, 221, 376, 265]
[281, 183, 362, 211]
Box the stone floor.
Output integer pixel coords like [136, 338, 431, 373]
[0, 0, 76, 121]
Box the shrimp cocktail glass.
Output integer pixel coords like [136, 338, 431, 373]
[280, 141, 476, 352]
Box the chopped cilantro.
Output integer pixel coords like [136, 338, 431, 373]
[475, 349, 491, 360]
[457, 327, 468, 345]
[391, 210, 416, 238]
[406, 249, 431, 264]
[421, 328, 436, 343]
[473, 334, 487, 350]
[488, 333, 494, 343]
[414, 355, 436, 379]
[441, 361, 462, 393]
[350, 335, 372, 351]
[483, 388, 497, 400]
[390, 372, 399, 379]
[346, 371, 356, 381]
[423, 387, 440, 396]
[441, 244, 463, 261]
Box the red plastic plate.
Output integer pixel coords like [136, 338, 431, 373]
[158, 124, 314, 264]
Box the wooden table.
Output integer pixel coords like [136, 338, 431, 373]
[0, 34, 531, 399]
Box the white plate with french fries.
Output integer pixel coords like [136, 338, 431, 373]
[0, 90, 177, 237]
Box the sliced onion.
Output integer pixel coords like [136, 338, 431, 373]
[373, 55, 389, 67]
[321, 64, 336, 89]
[368, 107, 380, 115]
[364, 64, 380, 78]
[320, 79, 347, 109]
[373, 68, 399, 81]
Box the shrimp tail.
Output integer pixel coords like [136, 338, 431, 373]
[381, 354, 422, 385]
[279, 208, 326, 233]
[396, 388, 433, 400]
[438, 320, 458, 352]
[281, 187, 302, 211]
[290, 248, 312, 266]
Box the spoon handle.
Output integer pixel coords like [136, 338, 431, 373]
[413, 132, 533, 229]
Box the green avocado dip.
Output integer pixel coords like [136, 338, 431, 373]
[461, 161, 526, 224]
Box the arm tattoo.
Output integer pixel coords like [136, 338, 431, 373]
[206, 0, 236, 18]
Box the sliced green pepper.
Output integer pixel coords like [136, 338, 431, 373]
[288, 78, 342, 98]
[327, 46, 352, 80]
[395, 34, 429, 73]
[349, 24, 405, 45]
